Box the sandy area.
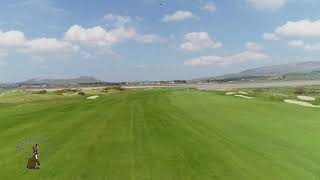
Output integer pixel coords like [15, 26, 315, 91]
[238, 91, 248, 95]
[297, 95, 315, 101]
[284, 99, 320, 108]
[226, 92, 236, 95]
[87, 95, 99, 100]
[234, 95, 253, 99]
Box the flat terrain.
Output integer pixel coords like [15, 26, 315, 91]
[1, 89, 320, 179]
[124, 80, 320, 90]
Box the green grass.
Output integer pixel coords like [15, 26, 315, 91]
[1, 89, 320, 179]
[282, 71, 320, 81]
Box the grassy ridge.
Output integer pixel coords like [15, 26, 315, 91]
[1, 89, 320, 179]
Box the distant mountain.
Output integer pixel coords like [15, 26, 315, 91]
[199, 61, 320, 81]
[21, 76, 102, 85]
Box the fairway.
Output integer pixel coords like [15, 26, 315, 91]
[2, 89, 320, 179]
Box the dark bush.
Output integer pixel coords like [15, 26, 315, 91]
[34, 90, 47, 94]
[78, 91, 85, 96]
[113, 86, 125, 91]
[294, 87, 305, 95]
[102, 86, 125, 92]
[102, 89, 109, 93]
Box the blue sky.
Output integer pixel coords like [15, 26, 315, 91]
[0, 0, 320, 82]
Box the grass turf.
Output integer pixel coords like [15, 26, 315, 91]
[1, 89, 320, 179]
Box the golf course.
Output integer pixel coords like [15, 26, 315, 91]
[1, 88, 320, 179]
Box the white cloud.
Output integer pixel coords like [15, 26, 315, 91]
[0, 30, 26, 48]
[24, 38, 78, 54]
[0, 28, 96, 59]
[246, 0, 287, 10]
[180, 32, 222, 51]
[245, 42, 263, 51]
[135, 64, 146, 68]
[135, 34, 167, 43]
[103, 14, 166, 44]
[103, 14, 132, 27]
[184, 51, 269, 66]
[79, 51, 95, 59]
[31, 56, 46, 64]
[201, 2, 216, 12]
[109, 27, 137, 43]
[0, 27, 80, 56]
[0, 49, 8, 66]
[162, 11, 195, 22]
[288, 40, 304, 47]
[275, 20, 320, 37]
[0, 29, 77, 57]
[0, 14, 165, 60]
[64, 23, 165, 56]
[0, 49, 8, 59]
[64, 25, 136, 48]
[262, 33, 279, 41]
[288, 40, 320, 51]
[304, 44, 320, 51]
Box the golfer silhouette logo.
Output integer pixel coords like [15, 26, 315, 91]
[27, 144, 40, 169]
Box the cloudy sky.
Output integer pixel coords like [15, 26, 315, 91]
[0, 0, 320, 82]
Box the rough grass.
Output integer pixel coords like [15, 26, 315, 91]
[237, 86, 320, 105]
[1, 89, 320, 179]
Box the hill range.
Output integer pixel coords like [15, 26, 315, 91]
[20, 76, 102, 85]
[198, 61, 320, 81]
[4, 61, 320, 87]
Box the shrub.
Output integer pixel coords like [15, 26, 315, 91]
[102, 86, 125, 92]
[294, 87, 305, 95]
[113, 86, 125, 91]
[252, 88, 263, 93]
[34, 90, 47, 94]
[102, 89, 109, 93]
[78, 91, 85, 96]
